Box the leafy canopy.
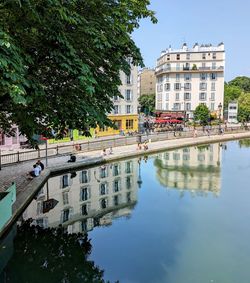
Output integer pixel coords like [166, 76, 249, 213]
[228, 76, 250, 93]
[138, 93, 155, 114]
[194, 104, 210, 125]
[0, 0, 156, 142]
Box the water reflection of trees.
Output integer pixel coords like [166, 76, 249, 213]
[2, 219, 118, 283]
[239, 139, 250, 148]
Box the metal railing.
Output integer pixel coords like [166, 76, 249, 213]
[0, 126, 248, 167]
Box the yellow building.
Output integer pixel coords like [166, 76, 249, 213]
[96, 61, 139, 137]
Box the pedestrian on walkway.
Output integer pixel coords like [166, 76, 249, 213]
[193, 127, 197, 138]
[27, 164, 40, 179]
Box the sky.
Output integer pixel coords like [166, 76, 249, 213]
[132, 0, 250, 81]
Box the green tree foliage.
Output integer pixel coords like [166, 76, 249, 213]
[238, 92, 250, 122]
[3, 220, 112, 283]
[228, 76, 250, 93]
[194, 104, 210, 125]
[138, 93, 155, 114]
[223, 83, 242, 108]
[0, 0, 156, 143]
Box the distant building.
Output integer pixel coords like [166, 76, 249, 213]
[155, 43, 225, 119]
[0, 127, 26, 150]
[227, 101, 238, 123]
[96, 61, 139, 137]
[138, 68, 156, 97]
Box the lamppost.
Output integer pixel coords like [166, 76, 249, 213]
[218, 102, 222, 134]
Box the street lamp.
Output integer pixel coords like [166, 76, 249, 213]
[218, 102, 222, 134]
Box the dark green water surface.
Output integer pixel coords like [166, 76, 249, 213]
[1, 140, 250, 283]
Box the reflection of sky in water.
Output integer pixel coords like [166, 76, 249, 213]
[89, 141, 250, 283]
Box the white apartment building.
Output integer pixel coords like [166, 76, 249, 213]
[227, 101, 238, 123]
[23, 159, 139, 234]
[155, 43, 225, 119]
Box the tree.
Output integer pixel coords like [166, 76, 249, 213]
[238, 92, 250, 122]
[223, 83, 242, 108]
[193, 104, 210, 125]
[0, 0, 157, 144]
[3, 220, 111, 283]
[138, 93, 155, 114]
[228, 76, 250, 93]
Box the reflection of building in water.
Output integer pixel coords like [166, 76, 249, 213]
[23, 159, 139, 233]
[154, 144, 221, 197]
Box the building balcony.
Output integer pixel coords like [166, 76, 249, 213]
[155, 66, 224, 76]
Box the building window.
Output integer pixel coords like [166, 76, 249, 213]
[176, 74, 180, 81]
[81, 219, 87, 232]
[113, 120, 122, 130]
[80, 170, 89, 183]
[126, 105, 132, 114]
[184, 83, 191, 90]
[125, 161, 132, 174]
[212, 62, 216, 70]
[200, 73, 207, 80]
[184, 74, 191, 81]
[113, 179, 120, 192]
[165, 93, 169, 101]
[113, 164, 120, 176]
[176, 54, 180, 60]
[81, 187, 90, 201]
[211, 82, 216, 91]
[100, 182, 108, 195]
[210, 73, 217, 80]
[157, 84, 163, 92]
[113, 95, 119, 101]
[173, 153, 180, 160]
[174, 83, 181, 90]
[165, 103, 169, 110]
[100, 166, 108, 178]
[100, 198, 108, 209]
[199, 93, 207, 101]
[173, 103, 181, 110]
[62, 175, 69, 188]
[185, 103, 191, 111]
[165, 74, 169, 81]
[114, 105, 119, 114]
[175, 93, 180, 101]
[82, 204, 89, 216]
[126, 74, 132, 85]
[200, 83, 207, 90]
[184, 92, 191, 100]
[186, 53, 190, 60]
[62, 209, 70, 222]
[157, 93, 162, 101]
[126, 176, 132, 189]
[125, 89, 132, 101]
[126, 119, 134, 130]
[210, 103, 215, 111]
[212, 52, 217, 59]
[210, 93, 215, 101]
[113, 195, 120, 206]
[165, 83, 171, 91]
[176, 63, 180, 70]
[202, 53, 206, 59]
[157, 76, 163, 83]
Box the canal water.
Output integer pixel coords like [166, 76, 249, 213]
[1, 140, 250, 283]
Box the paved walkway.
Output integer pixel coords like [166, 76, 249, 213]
[1, 131, 250, 194]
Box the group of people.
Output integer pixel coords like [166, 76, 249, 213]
[27, 160, 44, 179]
[102, 147, 113, 156]
[137, 141, 148, 151]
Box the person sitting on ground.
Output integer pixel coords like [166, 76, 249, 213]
[36, 160, 44, 171]
[27, 164, 40, 179]
[137, 143, 142, 150]
[143, 141, 148, 151]
[108, 147, 113, 155]
[68, 154, 76, 162]
[102, 149, 107, 156]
